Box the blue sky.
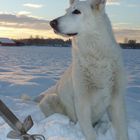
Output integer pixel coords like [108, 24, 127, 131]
[0, 0, 140, 42]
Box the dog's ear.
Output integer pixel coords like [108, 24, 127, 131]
[88, 0, 106, 10]
[69, 0, 75, 5]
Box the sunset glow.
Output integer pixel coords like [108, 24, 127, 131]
[0, 26, 63, 39]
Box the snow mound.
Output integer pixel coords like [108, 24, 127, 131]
[0, 96, 140, 140]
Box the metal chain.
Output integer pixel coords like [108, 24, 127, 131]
[32, 134, 46, 140]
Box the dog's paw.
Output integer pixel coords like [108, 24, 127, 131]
[95, 120, 111, 134]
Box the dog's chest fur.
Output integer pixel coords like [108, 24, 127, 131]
[73, 38, 115, 91]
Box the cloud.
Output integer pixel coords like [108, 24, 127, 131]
[111, 21, 140, 42]
[107, 2, 120, 5]
[113, 28, 140, 42]
[18, 11, 31, 16]
[0, 13, 50, 30]
[107, 0, 120, 6]
[113, 22, 132, 28]
[23, 3, 43, 9]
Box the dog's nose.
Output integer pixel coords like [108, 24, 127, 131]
[50, 19, 58, 29]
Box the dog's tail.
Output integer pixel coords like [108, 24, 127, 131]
[33, 84, 58, 103]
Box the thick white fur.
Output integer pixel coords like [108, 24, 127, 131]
[39, 0, 128, 140]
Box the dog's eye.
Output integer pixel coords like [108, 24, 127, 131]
[72, 9, 81, 14]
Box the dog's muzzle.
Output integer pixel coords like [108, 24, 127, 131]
[50, 19, 78, 36]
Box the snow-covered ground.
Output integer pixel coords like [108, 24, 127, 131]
[0, 46, 71, 97]
[0, 46, 140, 140]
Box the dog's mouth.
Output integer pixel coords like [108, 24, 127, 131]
[54, 29, 78, 37]
[66, 33, 78, 36]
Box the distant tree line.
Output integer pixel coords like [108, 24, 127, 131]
[14, 37, 140, 49]
[14, 37, 71, 47]
[120, 39, 140, 49]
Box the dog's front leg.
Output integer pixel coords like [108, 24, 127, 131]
[109, 69, 128, 140]
[74, 93, 96, 140]
[109, 93, 128, 140]
[72, 65, 96, 140]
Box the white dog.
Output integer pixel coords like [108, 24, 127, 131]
[39, 0, 128, 140]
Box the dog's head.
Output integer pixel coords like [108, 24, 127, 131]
[50, 0, 107, 37]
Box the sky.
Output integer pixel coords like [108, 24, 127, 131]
[0, 0, 140, 42]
